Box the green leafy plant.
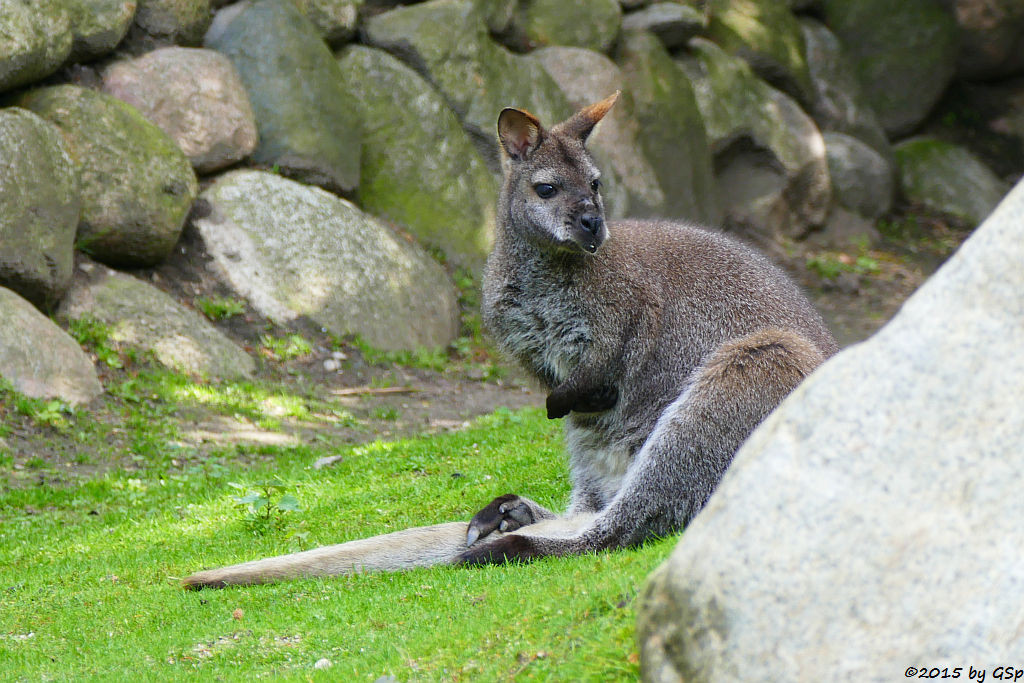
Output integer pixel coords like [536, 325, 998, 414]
[806, 251, 880, 281]
[67, 316, 124, 369]
[228, 478, 302, 534]
[371, 405, 400, 421]
[13, 396, 72, 430]
[259, 333, 313, 361]
[195, 296, 245, 321]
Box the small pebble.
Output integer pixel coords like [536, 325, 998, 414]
[323, 359, 340, 372]
[314, 658, 332, 669]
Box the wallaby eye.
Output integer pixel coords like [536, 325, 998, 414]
[535, 183, 557, 199]
[591, 178, 601, 192]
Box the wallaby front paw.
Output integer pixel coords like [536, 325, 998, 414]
[466, 494, 537, 546]
[572, 385, 619, 413]
[546, 388, 574, 419]
[546, 384, 619, 419]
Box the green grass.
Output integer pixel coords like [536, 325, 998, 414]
[0, 406, 674, 681]
[259, 333, 314, 362]
[195, 296, 246, 321]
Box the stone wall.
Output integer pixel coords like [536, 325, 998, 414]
[0, 0, 1021, 405]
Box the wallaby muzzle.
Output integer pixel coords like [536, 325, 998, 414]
[572, 201, 606, 254]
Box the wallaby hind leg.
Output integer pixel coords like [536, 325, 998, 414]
[459, 328, 827, 564]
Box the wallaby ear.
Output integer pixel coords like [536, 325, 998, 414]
[557, 91, 619, 142]
[497, 108, 543, 161]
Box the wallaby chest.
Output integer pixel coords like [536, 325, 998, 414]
[484, 262, 595, 389]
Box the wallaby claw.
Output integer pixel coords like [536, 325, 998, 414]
[466, 494, 534, 546]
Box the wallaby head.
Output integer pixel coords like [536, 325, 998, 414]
[496, 92, 619, 255]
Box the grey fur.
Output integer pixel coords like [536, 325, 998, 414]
[459, 93, 836, 563]
[180, 94, 836, 587]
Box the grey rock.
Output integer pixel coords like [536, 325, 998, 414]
[807, 206, 881, 250]
[504, 0, 622, 53]
[0, 287, 102, 406]
[102, 47, 258, 174]
[0, 108, 79, 310]
[621, 3, 707, 49]
[291, 0, 361, 45]
[206, 0, 361, 194]
[800, 18, 890, 157]
[823, 132, 893, 219]
[134, 0, 212, 44]
[705, 0, 813, 106]
[616, 32, 720, 224]
[636, 178, 1024, 680]
[530, 46, 657, 220]
[821, 0, 959, 137]
[893, 137, 1009, 227]
[678, 38, 829, 237]
[0, 0, 72, 93]
[362, 0, 571, 168]
[948, 79, 1024, 178]
[485, 0, 516, 36]
[194, 170, 460, 351]
[337, 45, 496, 268]
[946, 0, 1024, 80]
[57, 259, 254, 380]
[18, 85, 198, 268]
[65, 0, 137, 62]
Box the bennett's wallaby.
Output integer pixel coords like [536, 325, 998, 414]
[181, 93, 836, 588]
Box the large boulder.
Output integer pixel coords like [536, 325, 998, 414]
[821, 0, 959, 137]
[621, 3, 707, 50]
[0, 0, 72, 93]
[678, 38, 829, 237]
[362, 0, 571, 167]
[501, 0, 622, 53]
[530, 46, 656, 220]
[66, 0, 137, 62]
[636, 178, 1024, 680]
[800, 18, 890, 156]
[946, 0, 1024, 80]
[0, 287, 102, 406]
[102, 47, 258, 174]
[705, 0, 813, 106]
[0, 108, 79, 310]
[337, 45, 496, 268]
[616, 32, 720, 224]
[18, 86, 198, 268]
[940, 79, 1024, 179]
[823, 131, 893, 219]
[893, 137, 1009, 227]
[291, 0, 362, 46]
[194, 171, 460, 351]
[57, 260, 254, 380]
[134, 0, 212, 44]
[206, 0, 361, 194]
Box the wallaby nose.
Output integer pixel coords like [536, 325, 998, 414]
[580, 213, 603, 236]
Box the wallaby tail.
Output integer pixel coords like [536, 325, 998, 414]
[182, 521, 470, 589]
